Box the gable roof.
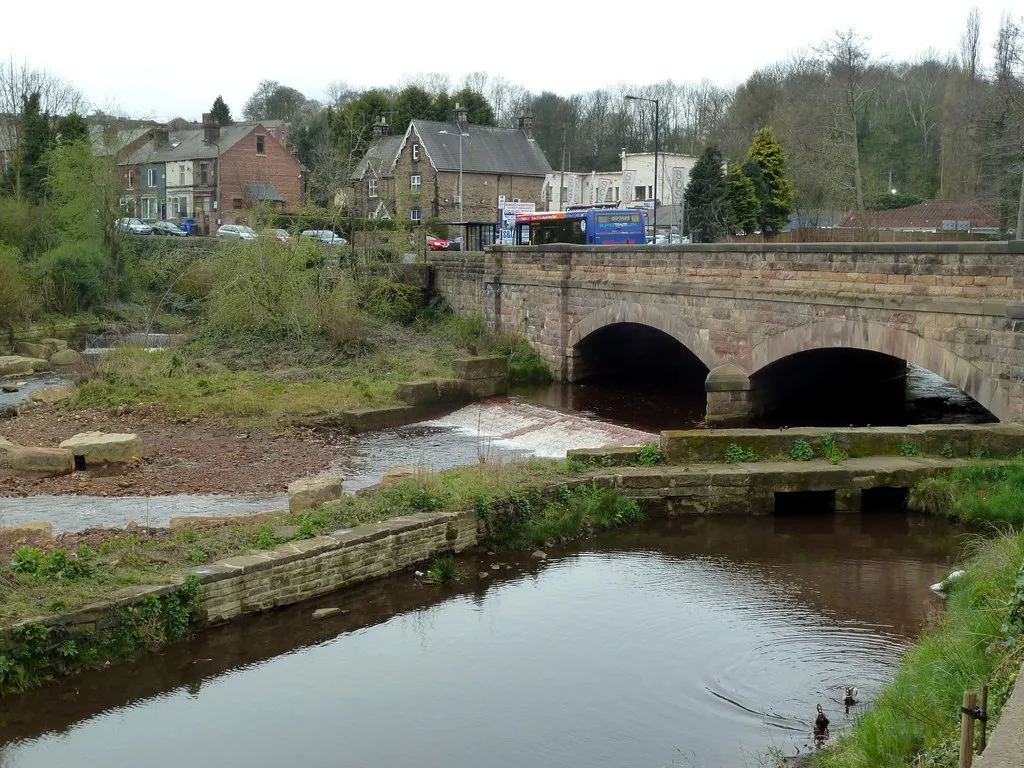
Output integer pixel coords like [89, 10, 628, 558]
[840, 200, 999, 230]
[351, 134, 404, 180]
[122, 124, 257, 165]
[247, 182, 284, 202]
[90, 125, 153, 157]
[409, 120, 552, 177]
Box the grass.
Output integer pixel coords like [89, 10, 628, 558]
[425, 555, 459, 584]
[724, 444, 758, 463]
[0, 459, 576, 627]
[909, 458, 1024, 526]
[814, 531, 1024, 768]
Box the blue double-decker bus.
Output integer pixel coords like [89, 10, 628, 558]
[514, 206, 646, 246]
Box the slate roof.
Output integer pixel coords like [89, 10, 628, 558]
[411, 120, 552, 176]
[351, 134, 404, 180]
[122, 124, 255, 165]
[247, 182, 284, 202]
[839, 200, 999, 230]
[89, 125, 152, 157]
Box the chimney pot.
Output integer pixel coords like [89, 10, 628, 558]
[454, 102, 468, 127]
[518, 115, 534, 139]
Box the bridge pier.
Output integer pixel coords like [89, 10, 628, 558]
[705, 364, 756, 428]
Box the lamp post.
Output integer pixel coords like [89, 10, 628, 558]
[625, 94, 659, 240]
[204, 138, 221, 229]
[439, 128, 469, 221]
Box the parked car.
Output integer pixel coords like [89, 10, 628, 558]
[217, 224, 258, 241]
[299, 229, 348, 247]
[151, 221, 188, 237]
[268, 228, 293, 243]
[426, 234, 450, 251]
[117, 218, 152, 235]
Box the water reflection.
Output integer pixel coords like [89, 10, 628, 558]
[0, 513, 964, 768]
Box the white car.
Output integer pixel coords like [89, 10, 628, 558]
[299, 229, 348, 247]
[117, 218, 152, 235]
[217, 224, 258, 241]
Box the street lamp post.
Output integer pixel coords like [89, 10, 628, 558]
[439, 128, 469, 221]
[624, 94, 659, 240]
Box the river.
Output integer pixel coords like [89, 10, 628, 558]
[0, 509, 964, 767]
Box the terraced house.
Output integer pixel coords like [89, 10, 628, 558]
[120, 114, 303, 234]
[350, 105, 552, 223]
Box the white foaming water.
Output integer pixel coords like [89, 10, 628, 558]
[422, 399, 655, 459]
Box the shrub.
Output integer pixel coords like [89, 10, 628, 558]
[0, 198, 57, 256]
[32, 241, 110, 314]
[898, 443, 922, 457]
[724, 444, 758, 463]
[635, 443, 665, 466]
[940, 441, 955, 459]
[821, 433, 848, 465]
[789, 439, 814, 461]
[0, 244, 34, 328]
[425, 555, 459, 584]
[355, 274, 418, 323]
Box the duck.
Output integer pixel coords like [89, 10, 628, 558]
[930, 569, 966, 596]
[844, 686, 859, 707]
[814, 704, 830, 743]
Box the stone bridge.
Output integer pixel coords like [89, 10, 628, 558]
[431, 242, 1024, 425]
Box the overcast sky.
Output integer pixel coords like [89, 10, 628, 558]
[2, 0, 1018, 121]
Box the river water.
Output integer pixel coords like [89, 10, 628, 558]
[0, 510, 963, 767]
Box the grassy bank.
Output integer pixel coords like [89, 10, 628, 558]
[814, 531, 1024, 768]
[910, 458, 1024, 526]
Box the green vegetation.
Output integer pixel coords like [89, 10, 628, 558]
[815, 532, 1024, 768]
[789, 439, 814, 461]
[725, 163, 759, 234]
[0, 576, 202, 696]
[745, 127, 795, 233]
[941, 441, 955, 459]
[635, 443, 665, 466]
[899, 443, 922, 457]
[425, 555, 459, 584]
[821, 433, 848, 465]
[684, 146, 728, 242]
[478, 482, 643, 550]
[910, 459, 1024, 526]
[724, 444, 758, 463]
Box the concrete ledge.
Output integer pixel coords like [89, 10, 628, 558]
[567, 447, 643, 466]
[974, 662, 1024, 768]
[453, 356, 507, 380]
[339, 405, 443, 432]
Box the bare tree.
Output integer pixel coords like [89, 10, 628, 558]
[960, 7, 982, 81]
[993, 13, 1024, 238]
[0, 57, 86, 118]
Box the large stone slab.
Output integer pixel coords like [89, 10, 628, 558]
[59, 431, 142, 463]
[29, 385, 75, 405]
[0, 435, 18, 465]
[9, 446, 75, 474]
[381, 465, 434, 485]
[49, 349, 85, 367]
[0, 356, 50, 376]
[14, 341, 51, 360]
[453, 356, 508, 380]
[288, 475, 343, 513]
[0, 521, 54, 548]
[39, 338, 69, 353]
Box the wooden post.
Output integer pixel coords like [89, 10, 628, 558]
[978, 681, 989, 754]
[959, 689, 977, 768]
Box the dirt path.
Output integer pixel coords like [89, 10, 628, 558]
[0, 403, 336, 498]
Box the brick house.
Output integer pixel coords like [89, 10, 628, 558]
[121, 114, 303, 231]
[350, 105, 552, 224]
[839, 200, 1001, 236]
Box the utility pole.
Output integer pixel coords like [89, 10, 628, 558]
[559, 126, 566, 212]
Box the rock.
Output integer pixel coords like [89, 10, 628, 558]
[380, 465, 434, 486]
[60, 431, 142, 464]
[0, 435, 19, 455]
[532, 549, 548, 560]
[49, 349, 85, 367]
[39, 338, 69, 353]
[1, 384, 19, 393]
[288, 475, 343, 513]
[29, 385, 75, 405]
[490, 563, 501, 570]
[9, 446, 75, 475]
[0, 521, 54, 547]
[14, 341, 53, 360]
[478, 571, 490, 579]
[0, 356, 50, 376]
[312, 607, 342, 620]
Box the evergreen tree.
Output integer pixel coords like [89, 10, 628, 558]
[210, 96, 232, 126]
[13, 92, 56, 203]
[57, 111, 89, 144]
[726, 163, 760, 233]
[684, 146, 728, 243]
[745, 127, 795, 232]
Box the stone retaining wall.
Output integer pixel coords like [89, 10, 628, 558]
[430, 252, 486, 315]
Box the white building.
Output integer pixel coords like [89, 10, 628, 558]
[541, 151, 699, 231]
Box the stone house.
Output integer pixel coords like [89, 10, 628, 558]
[350, 105, 552, 224]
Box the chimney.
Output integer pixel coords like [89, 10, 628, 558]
[372, 116, 389, 139]
[202, 112, 220, 144]
[453, 102, 468, 127]
[154, 127, 169, 149]
[518, 115, 534, 139]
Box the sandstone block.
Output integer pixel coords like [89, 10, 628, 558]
[9, 446, 75, 474]
[288, 475, 343, 513]
[396, 380, 441, 406]
[0, 521, 54, 548]
[381, 465, 434, 485]
[29, 385, 75, 405]
[59, 431, 142, 463]
[49, 349, 85, 367]
[460, 375, 507, 398]
[0, 435, 18, 461]
[312, 607, 342, 620]
[39, 338, 69, 353]
[453, 356, 508, 380]
[0, 356, 50, 376]
[14, 341, 51, 360]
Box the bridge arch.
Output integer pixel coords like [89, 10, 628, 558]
[568, 301, 720, 371]
[746, 319, 1011, 422]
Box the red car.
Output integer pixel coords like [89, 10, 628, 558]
[426, 235, 450, 251]
[268, 228, 293, 243]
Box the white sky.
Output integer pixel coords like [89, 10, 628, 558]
[2, 0, 1018, 121]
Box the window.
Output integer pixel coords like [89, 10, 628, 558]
[203, 197, 211, 213]
[368, 178, 378, 198]
[410, 174, 421, 192]
[560, 186, 567, 202]
[126, 169, 134, 189]
[412, 143, 420, 162]
[178, 165, 185, 186]
[613, 186, 619, 201]
[200, 163, 208, 185]
[256, 135, 265, 154]
[634, 185, 646, 201]
[141, 198, 157, 220]
[147, 168, 157, 187]
[173, 196, 188, 216]
[648, 185, 654, 200]
[410, 207, 422, 223]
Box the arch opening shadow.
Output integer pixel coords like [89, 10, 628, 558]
[570, 323, 709, 431]
[750, 348, 998, 428]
